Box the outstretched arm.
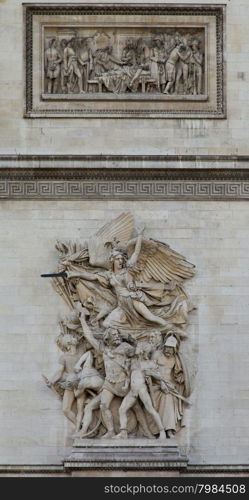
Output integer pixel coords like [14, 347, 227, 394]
[127, 230, 144, 267]
[66, 270, 109, 287]
[109, 55, 126, 66]
[47, 363, 64, 386]
[79, 310, 101, 353]
[74, 350, 93, 372]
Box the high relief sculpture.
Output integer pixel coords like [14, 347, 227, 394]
[44, 30, 204, 96]
[42, 213, 196, 440]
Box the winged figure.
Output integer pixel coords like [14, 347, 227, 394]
[44, 212, 195, 338]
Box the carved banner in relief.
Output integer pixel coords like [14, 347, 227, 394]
[42, 212, 196, 440]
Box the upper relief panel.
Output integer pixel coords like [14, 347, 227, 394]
[24, 3, 226, 118]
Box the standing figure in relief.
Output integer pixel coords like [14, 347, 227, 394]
[150, 36, 166, 92]
[78, 310, 154, 438]
[78, 310, 135, 438]
[63, 38, 84, 93]
[59, 39, 68, 93]
[44, 38, 62, 94]
[175, 37, 193, 95]
[190, 39, 203, 95]
[116, 342, 167, 439]
[78, 38, 93, 92]
[163, 43, 191, 95]
[73, 349, 104, 432]
[44, 333, 87, 429]
[151, 335, 190, 437]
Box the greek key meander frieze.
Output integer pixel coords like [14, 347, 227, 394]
[1, 180, 249, 199]
[24, 4, 225, 118]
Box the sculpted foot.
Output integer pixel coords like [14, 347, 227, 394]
[158, 430, 167, 440]
[72, 431, 81, 438]
[113, 429, 128, 439]
[101, 430, 115, 438]
[144, 431, 154, 439]
[166, 430, 175, 439]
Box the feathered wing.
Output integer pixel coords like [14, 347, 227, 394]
[126, 238, 195, 284]
[87, 212, 135, 268]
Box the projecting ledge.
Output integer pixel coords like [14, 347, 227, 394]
[64, 438, 188, 471]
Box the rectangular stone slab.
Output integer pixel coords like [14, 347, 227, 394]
[64, 438, 188, 470]
[23, 3, 226, 118]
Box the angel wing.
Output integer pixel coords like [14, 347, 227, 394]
[126, 237, 195, 284]
[87, 212, 135, 269]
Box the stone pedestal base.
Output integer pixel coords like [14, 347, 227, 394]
[64, 438, 188, 472]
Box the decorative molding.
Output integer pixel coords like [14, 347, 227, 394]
[1, 179, 249, 200]
[63, 440, 188, 470]
[0, 157, 249, 200]
[24, 3, 226, 118]
[63, 461, 188, 470]
[2, 154, 249, 166]
[1, 463, 249, 476]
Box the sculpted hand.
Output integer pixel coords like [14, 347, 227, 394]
[160, 381, 169, 393]
[42, 374, 52, 388]
[97, 275, 108, 287]
[74, 301, 84, 313]
[137, 224, 145, 236]
[90, 318, 99, 327]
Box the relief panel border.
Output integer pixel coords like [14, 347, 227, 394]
[24, 3, 226, 118]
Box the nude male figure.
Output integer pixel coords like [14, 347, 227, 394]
[63, 38, 84, 93]
[44, 38, 62, 94]
[79, 310, 154, 439]
[115, 342, 167, 440]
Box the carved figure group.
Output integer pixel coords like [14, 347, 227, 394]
[43, 213, 195, 440]
[44, 31, 204, 95]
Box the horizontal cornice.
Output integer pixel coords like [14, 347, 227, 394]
[1, 155, 249, 200]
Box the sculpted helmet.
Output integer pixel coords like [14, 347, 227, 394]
[164, 335, 177, 348]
